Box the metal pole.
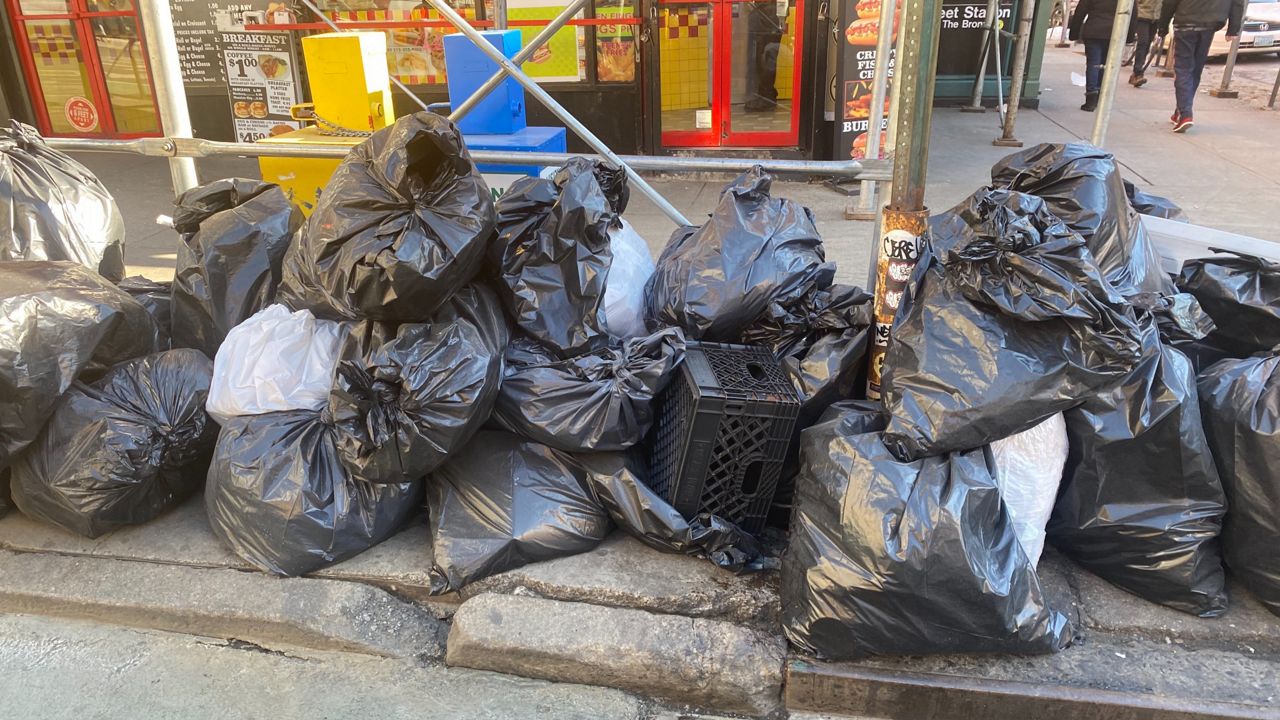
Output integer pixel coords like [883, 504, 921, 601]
[138, 0, 197, 194]
[46, 135, 888, 178]
[867, 0, 943, 398]
[1210, 33, 1242, 98]
[425, 0, 691, 227]
[1056, 0, 1071, 47]
[992, 19, 1005, 123]
[1090, 0, 1135, 146]
[296, 0, 432, 112]
[994, 0, 1037, 146]
[847, 0, 901, 219]
[492, 0, 509, 29]
[1270, 65, 1280, 108]
[961, 0, 1001, 112]
[450, 0, 590, 123]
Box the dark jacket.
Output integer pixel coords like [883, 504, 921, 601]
[1070, 0, 1118, 42]
[1158, 0, 1245, 34]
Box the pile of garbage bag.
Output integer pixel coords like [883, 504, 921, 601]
[490, 157, 625, 357]
[118, 276, 173, 350]
[1176, 252, 1280, 368]
[279, 112, 495, 323]
[170, 178, 302, 358]
[0, 261, 157, 470]
[0, 120, 125, 280]
[10, 349, 217, 538]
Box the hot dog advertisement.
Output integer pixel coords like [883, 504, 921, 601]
[834, 0, 897, 160]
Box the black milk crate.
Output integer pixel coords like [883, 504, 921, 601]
[647, 341, 801, 534]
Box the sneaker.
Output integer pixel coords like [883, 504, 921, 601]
[1173, 115, 1194, 132]
[1170, 110, 1182, 125]
[1132, 73, 1148, 87]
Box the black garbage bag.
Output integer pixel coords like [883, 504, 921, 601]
[1049, 315, 1228, 617]
[742, 284, 873, 426]
[493, 327, 685, 452]
[328, 284, 508, 484]
[882, 189, 1144, 461]
[0, 262, 157, 470]
[1198, 353, 1280, 616]
[279, 113, 494, 323]
[10, 349, 217, 538]
[992, 142, 1173, 298]
[0, 121, 125, 280]
[1123, 179, 1187, 221]
[782, 403, 1074, 660]
[170, 178, 302, 357]
[426, 430, 613, 593]
[576, 450, 770, 572]
[490, 157, 626, 358]
[645, 167, 835, 341]
[206, 410, 421, 576]
[117, 276, 172, 350]
[1177, 252, 1280, 364]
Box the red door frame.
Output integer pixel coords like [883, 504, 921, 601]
[5, 0, 163, 138]
[658, 0, 804, 148]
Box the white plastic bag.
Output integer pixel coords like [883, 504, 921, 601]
[206, 304, 345, 424]
[603, 219, 655, 339]
[991, 412, 1068, 567]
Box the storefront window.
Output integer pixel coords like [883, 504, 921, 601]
[594, 0, 636, 82]
[314, 0, 479, 85]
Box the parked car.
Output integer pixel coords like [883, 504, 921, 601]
[1211, 0, 1280, 56]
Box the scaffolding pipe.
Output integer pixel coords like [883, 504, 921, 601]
[994, 0, 1037, 146]
[1271, 65, 1280, 108]
[962, 0, 1002, 111]
[138, 0, 198, 194]
[450, 0, 590, 123]
[296, 0, 433, 112]
[1211, 34, 1242, 98]
[425, 0, 691, 226]
[493, 0, 509, 29]
[45, 136, 888, 179]
[848, 0, 900, 218]
[1090, 0, 1136, 146]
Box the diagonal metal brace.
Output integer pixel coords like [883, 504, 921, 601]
[449, 0, 591, 123]
[425, 0, 692, 227]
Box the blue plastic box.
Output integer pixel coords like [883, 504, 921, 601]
[443, 30, 526, 135]
[465, 126, 567, 176]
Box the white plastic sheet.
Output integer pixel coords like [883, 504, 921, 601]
[603, 219, 655, 339]
[206, 304, 345, 424]
[991, 412, 1069, 566]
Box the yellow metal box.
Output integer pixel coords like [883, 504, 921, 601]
[301, 31, 395, 133]
[256, 126, 362, 216]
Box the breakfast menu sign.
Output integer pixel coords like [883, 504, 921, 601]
[220, 31, 303, 142]
[834, 0, 896, 161]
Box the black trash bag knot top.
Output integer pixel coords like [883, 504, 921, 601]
[10, 349, 217, 538]
[782, 403, 1074, 660]
[644, 166, 835, 342]
[170, 178, 302, 357]
[491, 157, 626, 358]
[882, 188, 1145, 461]
[1176, 251, 1280, 364]
[992, 142, 1173, 299]
[494, 327, 686, 452]
[279, 112, 495, 322]
[328, 284, 509, 484]
[0, 120, 126, 280]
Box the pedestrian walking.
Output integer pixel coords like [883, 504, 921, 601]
[1159, 0, 1246, 132]
[1069, 0, 1123, 111]
[1130, 0, 1163, 86]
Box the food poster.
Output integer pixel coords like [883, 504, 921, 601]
[220, 31, 303, 142]
[507, 0, 586, 82]
[596, 2, 637, 82]
[835, 0, 896, 160]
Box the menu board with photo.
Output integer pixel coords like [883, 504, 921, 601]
[595, 1, 636, 82]
[219, 31, 302, 142]
[834, 0, 895, 161]
[507, 0, 586, 82]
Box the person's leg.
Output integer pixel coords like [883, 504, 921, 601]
[1173, 31, 1196, 117]
[1189, 28, 1214, 100]
[1133, 20, 1153, 76]
[1085, 40, 1106, 93]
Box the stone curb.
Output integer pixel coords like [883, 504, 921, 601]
[0, 549, 447, 659]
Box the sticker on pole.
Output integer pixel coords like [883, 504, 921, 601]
[64, 97, 99, 133]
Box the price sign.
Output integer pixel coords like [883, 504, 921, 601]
[218, 31, 301, 142]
